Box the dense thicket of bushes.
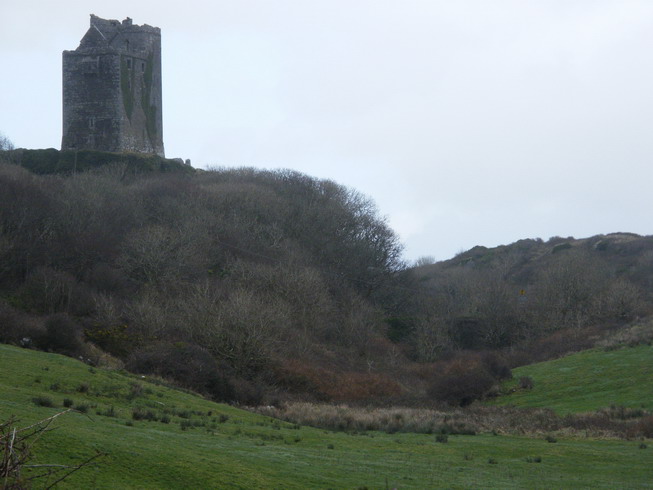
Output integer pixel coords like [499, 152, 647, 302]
[0, 159, 408, 403]
[126, 342, 236, 402]
[405, 235, 652, 365]
[0, 155, 651, 406]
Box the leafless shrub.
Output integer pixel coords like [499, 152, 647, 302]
[17, 267, 75, 315]
[91, 293, 122, 328]
[117, 225, 198, 285]
[0, 132, 14, 151]
[508, 326, 599, 367]
[207, 288, 288, 375]
[123, 292, 169, 342]
[1, 411, 103, 488]
[593, 279, 644, 322]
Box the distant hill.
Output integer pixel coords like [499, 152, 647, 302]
[422, 232, 653, 289]
[405, 233, 653, 357]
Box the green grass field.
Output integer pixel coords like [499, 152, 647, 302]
[1, 344, 651, 488]
[491, 344, 653, 414]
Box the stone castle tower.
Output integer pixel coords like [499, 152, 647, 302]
[62, 15, 164, 156]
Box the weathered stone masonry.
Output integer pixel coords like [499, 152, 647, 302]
[62, 15, 164, 156]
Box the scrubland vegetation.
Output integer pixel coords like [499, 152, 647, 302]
[0, 148, 652, 486]
[0, 150, 652, 408]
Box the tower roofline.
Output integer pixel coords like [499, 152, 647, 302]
[90, 14, 161, 36]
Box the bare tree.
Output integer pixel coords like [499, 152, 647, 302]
[532, 250, 609, 331]
[1, 411, 103, 488]
[0, 132, 14, 151]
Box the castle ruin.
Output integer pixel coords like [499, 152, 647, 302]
[62, 15, 164, 156]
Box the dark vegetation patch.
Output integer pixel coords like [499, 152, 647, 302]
[126, 342, 235, 402]
[0, 153, 651, 406]
[0, 148, 191, 175]
[32, 396, 55, 408]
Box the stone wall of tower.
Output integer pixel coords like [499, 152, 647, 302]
[62, 15, 164, 156]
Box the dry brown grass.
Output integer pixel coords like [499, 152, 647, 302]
[254, 402, 650, 439]
[273, 360, 403, 402]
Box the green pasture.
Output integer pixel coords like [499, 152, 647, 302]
[492, 344, 653, 414]
[1, 344, 651, 488]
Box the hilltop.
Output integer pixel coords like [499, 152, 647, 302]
[0, 152, 652, 407]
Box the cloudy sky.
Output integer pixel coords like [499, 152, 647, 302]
[1, 1, 652, 262]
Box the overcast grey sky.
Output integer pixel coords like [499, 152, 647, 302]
[1, 1, 652, 262]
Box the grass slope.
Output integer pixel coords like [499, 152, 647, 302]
[492, 344, 653, 414]
[1, 344, 651, 488]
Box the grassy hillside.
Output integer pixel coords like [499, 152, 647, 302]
[1, 344, 651, 488]
[491, 344, 653, 414]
